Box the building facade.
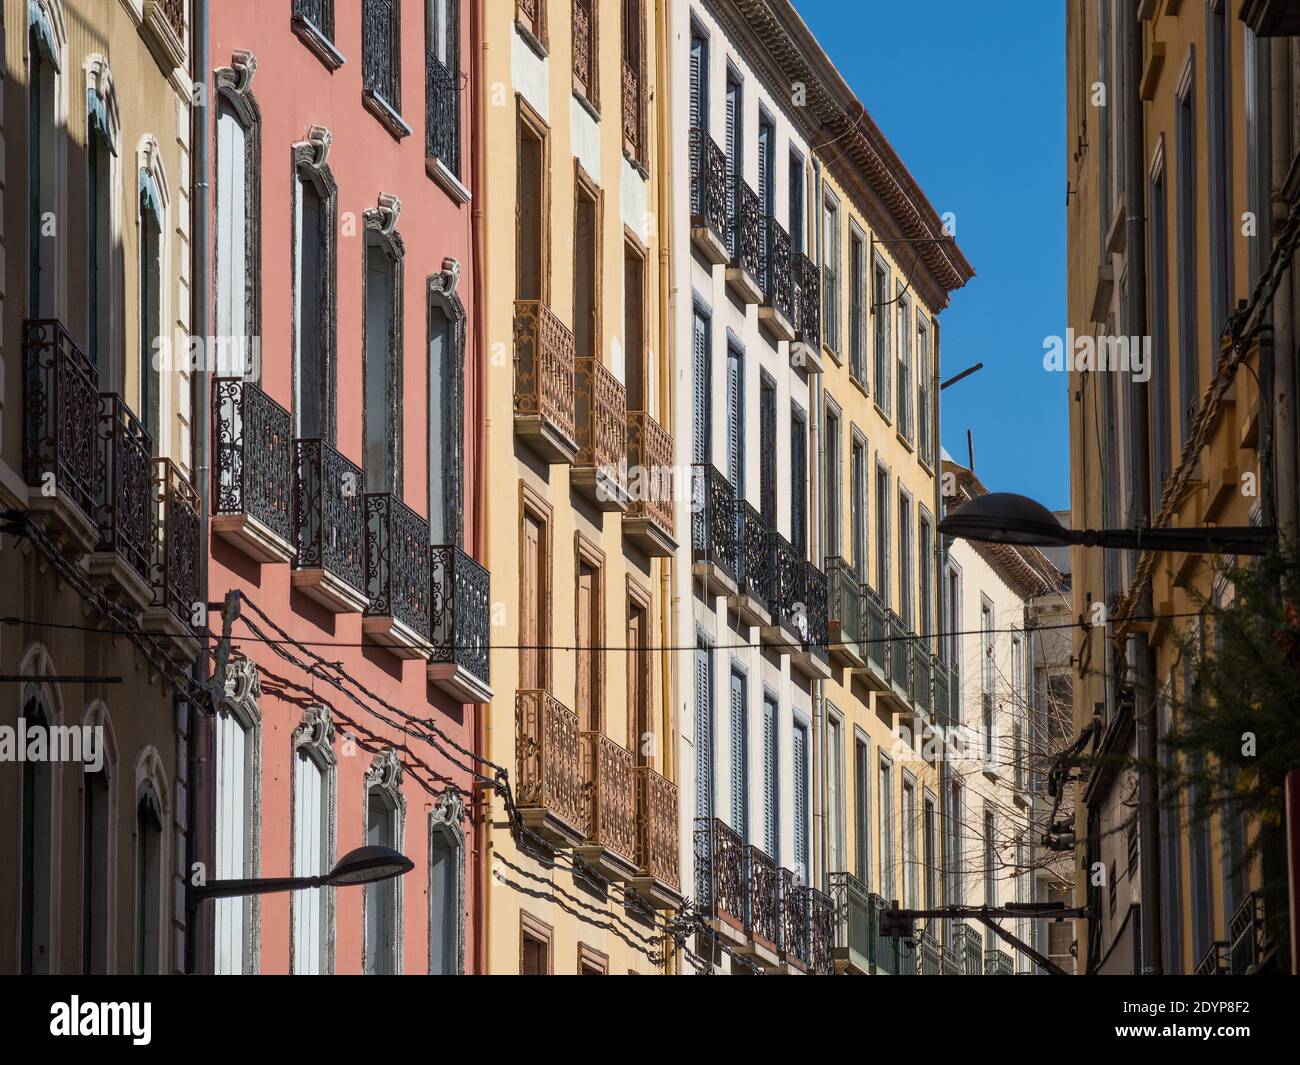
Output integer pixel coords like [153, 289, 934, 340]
[1, 0, 198, 973]
[199, 0, 484, 974]
[480, 0, 682, 975]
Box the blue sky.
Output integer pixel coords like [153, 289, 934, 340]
[796, 0, 1069, 510]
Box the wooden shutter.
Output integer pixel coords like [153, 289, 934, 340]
[725, 76, 740, 185]
[763, 697, 778, 859]
[689, 34, 706, 132]
[627, 600, 650, 763]
[726, 347, 743, 495]
[788, 156, 803, 253]
[791, 408, 807, 557]
[757, 121, 772, 215]
[522, 512, 543, 690]
[730, 671, 747, 841]
[576, 562, 596, 730]
[759, 381, 776, 522]
[694, 642, 713, 821]
[692, 312, 710, 466]
[793, 723, 808, 882]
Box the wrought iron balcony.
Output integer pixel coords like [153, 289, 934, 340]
[574, 358, 629, 510]
[941, 942, 961, 976]
[212, 378, 295, 563]
[794, 251, 822, 359]
[632, 766, 681, 906]
[760, 527, 802, 652]
[624, 411, 676, 557]
[428, 545, 492, 703]
[793, 559, 831, 679]
[809, 887, 835, 976]
[780, 869, 811, 970]
[910, 637, 933, 720]
[622, 60, 642, 160]
[292, 0, 343, 70]
[144, 459, 202, 658]
[827, 557, 865, 669]
[885, 608, 909, 701]
[362, 0, 408, 138]
[516, 690, 586, 846]
[985, 948, 1015, 975]
[744, 843, 780, 952]
[363, 494, 433, 659]
[918, 928, 943, 975]
[22, 319, 101, 552]
[425, 54, 461, 183]
[292, 439, 368, 613]
[689, 128, 729, 264]
[1195, 940, 1231, 976]
[726, 179, 765, 304]
[732, 501, 772, 626]
[830, 871, 873, 974]
[953, 922, 983, 975]
[695, 816, 746, 934]
[868, 893, 898, 974]
[759, 216, 796, 342]
[513, 300, 578, 464]
[898, 937, 918, 975]
[1229, 892, 1265, 975]
[862, 584, 888, 684]
[576, 732, 638, 879]
[691, 463, 738, 596]
[88, 395, 155, 608]
[934, 656, 953, 730]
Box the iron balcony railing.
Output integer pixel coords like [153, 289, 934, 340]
[429, 545, 491, 689]
[780, 868, 810, 967]
[898, 937, 918, 975]
[809, 887, 835, 976]
[911, 637, 933, 717]
[827, 556, 864, 659]
[766, 527, 802, 640]
[736, 501, 771, 612]
[621, 59, 642, 159]
[886, 608, 908, 692]
[293, 439, 367, 600]
[745, 843, 780, 948]
[213, 378, 294, 547]
[23, 319, 100, 524]
[762, 215, 795, 324]
[689, 127, 728, 247]
[934, 656, 953, 730]
[941, 942, 961, 976]
[364, 493, 432, 640]
[801, 560, 830, 661]
[625, 411, 675, 541]
[918, 929, 943, 974]
[516, 690, 586, 836]
[694, 816, 746, 930]
[425, 54, 460, 175]
[158, 0, 186, 39]
[985, 948, 1015, 975]
[829, 871, 874, 973]
[869, 893, 897, 974]
[582, 732, 637, 864]
[1195, 941, 1231, 976]
[97, 395, 154, 585]
[513, 299, 578, 455]
[729, 178, 765, 283]
[954, 922, 983, 975]
[795, 251, 821, 351]
[691, 463, 737, 581]
[1229, 892, 1265, 975]
[361, 0, 401, 114]
[293, 0, 334, 38]
[152, 459, 201, 626]
[575, 357, 628, 500]
[863, 584, 888, 679]
[634, 766, 680, 891]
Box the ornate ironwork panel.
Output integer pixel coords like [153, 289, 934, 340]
[765, 527, 801, 637]
[934, 656, 952, 730]
[160, 0, 187, 38]
[864, 585, 887, 678]
[830, 872, 873, 968]
[801, 560, 829, 659]
[736, 501, 770, 610]
[583, 732, 637, 863]
[984, 948, 1014, 975]
[917, 928, 943, 975]
[362, 0, 401, 111]
[781, 868, 810, 965]
[622, 60, 641, 157]
[1229, 893, 1264, 975]
[293, 0, 334, 38]
[575, 357, 627, 494]
[795, 252, 821, 351]
[898, 937, 918, 975]
[153, 459, 200, 626]
[827, 556, 863, 654]
[22, 319, 100, 523]
[97, 394, 153, 583]
[695, 817, 744, 924]
[516, 690, 586, 833]
[763, 216, 794, 323]
[635, 767, 680, 890]
[911, 637, 932, 716]
[572, 0, 595, 99]
[809, 887, 836, 975]
[953, 922, 983, 975]
[430, 545, 490, 686]
[885, 608, 908, 690]
[426, 52, 460, 175]
[364, 493, 432, 639]
[513, 299, 577, 447]
[691, 463, 737, 579]
[293, 439, 366, 598]
[212, 378, 293, 545]
[745, 843, 779, 946]
[689, 127, 728, 246]
[730, 178, 764, 281]
[1194, 940, 1230, 975]
[626, 411, 674, 536]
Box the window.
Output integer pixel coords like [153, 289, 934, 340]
[21, 696, 53, 975]
[428, 792, 464, 975]
[1175, 61, 1199, 442]
[364, 222, 402, 494]
[878, 755, 894, 901]
[919, 511, 933, 640]
[822, 194, 840, 353]
[1011, 636, 1024, 792]
[215, 72, 260, 377]
[516, 0, 546, 44]
[625, 237, 648, 413]
[947, 781, 963, 906]
[574, 172, 600, 362]
[791, 405, 808, 557]
[875, 465, 890, 600]
[923, 795, 937, 909]
[688, 28, 708, 133]
[825, 403, 841, 558]
[788, 150, 804, 253]
[135, 782, 164, 974]
[724, 72, 742, 236]
[694, 637, 715, 822]
[139, 172, 164, 445]
[364, 751, 404, 975]
[293, 145, 336, 441]
[88, 82, 116, 372]
[292, 706, 335, 974]
[520, 490, 552, 690]
[428, 278, 465, 546]
[1206, 1, 1232, 336]
[729, 667, 748, 840]
[1157, 693, 1182, 973]
[692, 306, 712, 465]
[872, 259, 891, 417]
[853, 736, 870, 887]
[762, 694, 779, 860]
[578, 943, 609, 975]
[28, 9, 59, 320]
[896, 290, 912, 439]
[901, 776, 916, 908]
[1149, 151, 1171, 505]
[983, 808, 996, 943]
[621, 0, 646, 162]
[946, 564, 962, 709]
[898, 489, 913, 628]
[726, 344, 744, 495]
[81, 708, 113, 975]
[981, 599, 995, 762]
[520, 912, 552, 974]
[295, 0, 336, 42]
[792, 721, 810, 883]
[916, 316, 932, 464]
[627, 587, 652, 763]
[516, 104, 548, 301]
[827, 711, 844, 876]
[215, 692, 260, 975]
[426, 0, 462, 176]
[759, 375, 776, 522]
[362, 0, 402, 117]
[572, 0, 597, 107]
[757, 114, 775, 217]
[575, 542, 603, 732]
[848, 226, 866, 383]
[851, 433, 867, 580]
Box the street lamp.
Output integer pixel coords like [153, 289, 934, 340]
[939, 491, 1275, 556]
[191, 845, 414, 901]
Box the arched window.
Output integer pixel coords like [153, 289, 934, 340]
[363, 198, 404, 494]
[215, 52, 261, 378]
[291, 704, 336, 974]
[427, 262, 464, 547]
[214, 659, 262, 974]
[86, 61, 121, 376]
[364, 748, 405, 975]
[28, 0, 63, 319]
[427, 791, 465, 975]
[21, 694, 54, 973]
[133, 748, 169, 975]
[138, 166, 164, 444]
[292, 130, 337, 441]
[81, 702, 118, 975]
